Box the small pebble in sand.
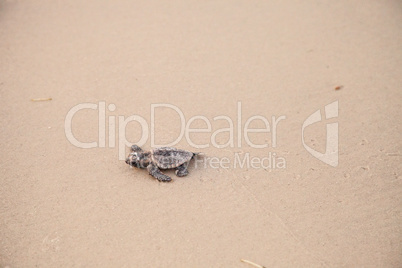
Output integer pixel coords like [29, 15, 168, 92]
[240, 259, 266, 268]
[31, 97, 52, 101]
[335, 85, 343, 90]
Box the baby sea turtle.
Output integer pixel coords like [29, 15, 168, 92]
[125, 145, 198, 182]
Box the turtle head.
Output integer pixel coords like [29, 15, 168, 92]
[126, 149, 150, 169]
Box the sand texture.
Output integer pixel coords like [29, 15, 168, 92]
[1, 0, 401, 267]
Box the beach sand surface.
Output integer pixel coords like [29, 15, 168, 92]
[1, 0, 401, 267]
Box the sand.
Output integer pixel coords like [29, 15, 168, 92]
[1, 0, 401, 267]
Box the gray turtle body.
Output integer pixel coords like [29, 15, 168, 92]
[126, 145, 197, 182]
[151, 147, 193, 169]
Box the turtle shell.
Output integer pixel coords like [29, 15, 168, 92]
[151, 147, 193, 169]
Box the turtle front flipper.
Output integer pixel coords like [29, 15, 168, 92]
[147, 163, 172, 182]
[131, 145, 143, 152]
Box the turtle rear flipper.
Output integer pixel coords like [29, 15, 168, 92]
[147, 163, 172, 182]
[175, 164, 189, 177]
